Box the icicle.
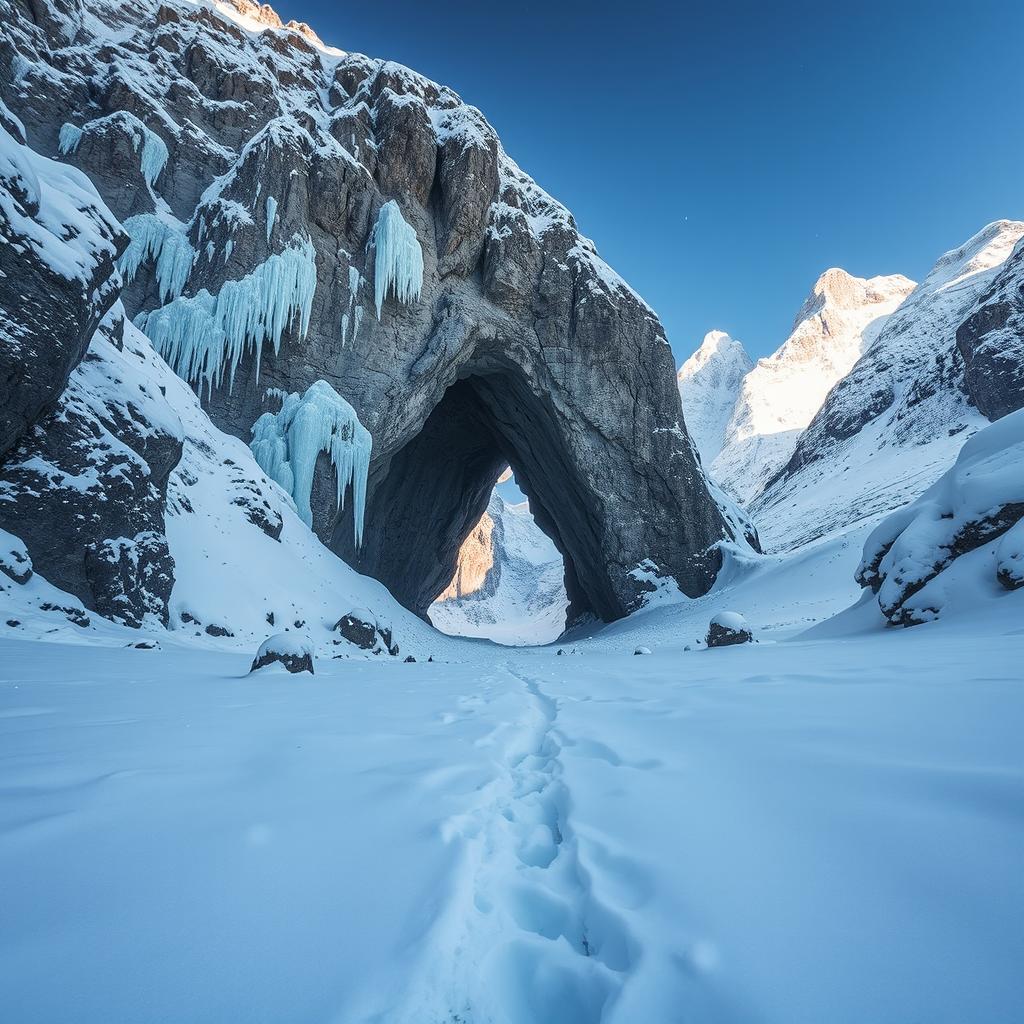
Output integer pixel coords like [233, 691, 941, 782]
[371, 200, 423, 318]
[249, 380, 371, 545]
[137, 128, 168, 187]
[118, 214, 195, 302]
[265, 195, 278, 243]
[352, 305, 363, 343]
[205, 241, 216, 263]
[58, 123, 82, 155]
[340, 265, 362, 347]
[224, 238, 234, 263]
[137, 237, 317, 398]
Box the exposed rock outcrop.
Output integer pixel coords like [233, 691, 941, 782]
[1, 0, 743, 627]
[956, 236, 1024, 422]
[0, 111, 125, 463]
[0, 310, 184, 626]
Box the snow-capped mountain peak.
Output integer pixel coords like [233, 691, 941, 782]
[710, 267, 916, 504]
[677, 330, 752, 465]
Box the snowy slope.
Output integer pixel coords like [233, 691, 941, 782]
[712, 268, 915, 504]
[676, 331, 752, 465]
[754, 220, 1024, 551]
[0, 316, 452, 659]
[3, 519, 1023, 1023]
[430, 491, 568, 645]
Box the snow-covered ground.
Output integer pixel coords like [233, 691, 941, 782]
[2, 528, 1022, 1023]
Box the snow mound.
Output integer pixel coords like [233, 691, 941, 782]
[856, 407, 1024, 626]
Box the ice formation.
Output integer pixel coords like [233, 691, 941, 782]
[137, 238, 317, 397]
[118, 214, 196, 303]
[265, 195, 277, 242]
[372, 200, 423, 318]
[251, 380, 371, 544]
[58, 114, 168, 187]
[340, 265, 363, 346]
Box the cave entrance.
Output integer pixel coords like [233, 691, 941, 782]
[334, 372, 620, 640]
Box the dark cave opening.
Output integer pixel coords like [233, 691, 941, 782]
[334, 372, 624, 630]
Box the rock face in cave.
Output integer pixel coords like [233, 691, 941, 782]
[2, 0, 742, 624]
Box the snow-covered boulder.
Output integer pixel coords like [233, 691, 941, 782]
[0, 529, 32, 585]
[856, 408, 1024, 625]
[250, 633, 315, 675]
[706, 611, 753, 648]
[633, 646, 652, 656]
[332, 608, 398, 655]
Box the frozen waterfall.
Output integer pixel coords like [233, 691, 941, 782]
[372, 200, 423, 318]
[136, 237, 317, 397]
[118, 214, 195, 303]
[251, 380, 371, 545]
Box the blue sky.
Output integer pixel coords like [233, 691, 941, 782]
[278, 0, 1023, 363]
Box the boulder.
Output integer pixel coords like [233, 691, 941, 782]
[706, 612, 753, 648]
[250, 633, 315, 674]
[332, 608, 399, 655]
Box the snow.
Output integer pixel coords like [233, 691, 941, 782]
[2, 524, 1022, 1022]
[709, 610, 746, 631]
[371, 199, 423, 318]
[118, 213, 195, 302]
[253, 630, 314, 659]
[250, 379, 371, 543]
[136, 237, 317, 396]
[856, 406, 1024, 624]
[0, 120, 120, 286]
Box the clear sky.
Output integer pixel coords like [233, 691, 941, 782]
[277, 0, 1023, 363]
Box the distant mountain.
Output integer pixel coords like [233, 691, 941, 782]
[754, 220, 1024, 550]
[429, 492, 567, 646]
[710, 268, 916, 504]
[677, 331, 752, 465]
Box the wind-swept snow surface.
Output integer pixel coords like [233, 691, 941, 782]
[2, 566, 1022, 1022]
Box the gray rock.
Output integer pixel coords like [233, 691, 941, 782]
[0, 109, 125, 464]
[706, 612, 753, 648]
[0, 0, 741, 632]
[956, 237, 1024, 422]
[250, 633, 315, 674]
[0, 313, 182, 627]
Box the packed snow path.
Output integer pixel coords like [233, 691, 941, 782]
[1, 619, 1023, 1023]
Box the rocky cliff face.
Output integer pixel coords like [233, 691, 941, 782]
[956, 236, 1024, 422]
[755, 220, 1024, 550]
[676, 331, 752, 466]
[711, 268, 915, 505]
[0, 107, 125, 462]
[1, 0, 740, 626]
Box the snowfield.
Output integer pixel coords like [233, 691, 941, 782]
[2, 540, 1022, 1023]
